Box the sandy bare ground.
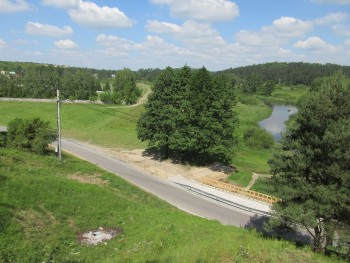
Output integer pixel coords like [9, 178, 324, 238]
[72, 140, 234, 182]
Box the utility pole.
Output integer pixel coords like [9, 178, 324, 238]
[57, 90, 62, 161]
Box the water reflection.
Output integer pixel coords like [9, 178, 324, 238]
[259, 105, 298, 141]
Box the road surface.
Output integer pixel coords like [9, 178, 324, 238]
[61, 138, 266, 227]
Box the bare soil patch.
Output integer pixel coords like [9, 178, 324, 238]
[74, 140, 233, 181]
[79, 227, 123, 245]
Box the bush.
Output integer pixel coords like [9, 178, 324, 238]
[239, 95, 259, 105]
[7, 118, 56, 154]
[243, 127, 274, 150]
[99, 92, 122, 104]
[0, 132, 6, 147]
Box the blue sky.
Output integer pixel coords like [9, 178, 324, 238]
[1, 0, 350, 70]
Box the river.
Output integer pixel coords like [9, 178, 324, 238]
[259, 105, 298, 141]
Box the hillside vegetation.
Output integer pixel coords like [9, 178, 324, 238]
[0, 148, 343, 262]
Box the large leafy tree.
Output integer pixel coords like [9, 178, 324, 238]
[137, 67, 176, 157]
[186, 68, 238, 163]
[268, 72, 350, 253]
[137, 66, 238, 164]
[113, 68, 141, 105]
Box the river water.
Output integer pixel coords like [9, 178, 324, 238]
[259, 105, 298, 141]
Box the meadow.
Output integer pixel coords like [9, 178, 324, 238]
[0, 148, 343, 262]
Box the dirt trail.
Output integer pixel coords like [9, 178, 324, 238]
[246, 172, 272, 189]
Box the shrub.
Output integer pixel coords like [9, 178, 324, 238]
[7, 118, 56, 154]
[99, 92, 122, 104]
[239, 95, 259, 105]
[0, 132, 6, 147]
[243, 127, 274, 150]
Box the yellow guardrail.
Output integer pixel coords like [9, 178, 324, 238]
[200, 178, 281, 205]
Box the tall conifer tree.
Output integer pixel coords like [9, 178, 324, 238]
[269, 72, 350, 252]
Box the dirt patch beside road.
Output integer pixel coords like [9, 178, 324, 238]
[73, 141, 233, 181]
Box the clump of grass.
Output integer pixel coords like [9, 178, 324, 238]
[227, 171, 252, 187]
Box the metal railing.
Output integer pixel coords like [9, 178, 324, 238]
[199, 178, 281, 205]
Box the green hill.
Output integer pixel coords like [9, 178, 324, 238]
[0, 148, 343, 262]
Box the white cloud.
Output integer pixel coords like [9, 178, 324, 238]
[233, 16, 312, 49]
[0, 38, 7, 48]
[150, 0, 239, 22]
[14, 38, 38, 45]
[96, 34, 134, 55]
[68, 1, 134, 28]
[332, 24, 350, 37]
[263, 17, 313, 38]
[146, 20, 181, 34]
[41, 0, 80, 9]
[314, 12, 348, 25]
[94, 32, 302, 70]
[54, 39, 78, 49]
[26, 22, 74, 37]
[146, 20, 225, 46]
[0, 0, 31, 13]
[95, 33, 195, 68]
[294, 36, 337, 52]
[235, 30, 283, 46]
[311, 0, 350, 5]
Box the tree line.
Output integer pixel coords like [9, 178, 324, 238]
[0, 62, 141, 104]
[218, 61, 350, 86]
[2, 60, 350, 100]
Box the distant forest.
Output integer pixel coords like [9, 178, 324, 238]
[1, 60, 349, 100]
[217, 62, 350, 86]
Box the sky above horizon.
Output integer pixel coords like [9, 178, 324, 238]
[1, 0, 350, 71]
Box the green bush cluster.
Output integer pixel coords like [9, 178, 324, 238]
[0, 132, 6, 147]
[7, 118, 56, 154]
[243, 126, 275, 150]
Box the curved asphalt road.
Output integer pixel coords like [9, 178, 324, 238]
[61, 138, 264, 227]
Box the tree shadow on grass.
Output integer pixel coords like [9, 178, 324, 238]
[244, 215, 312, 248]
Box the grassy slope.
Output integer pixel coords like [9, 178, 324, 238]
[0, 148, 342, 262]
[0, 101, 146, 150]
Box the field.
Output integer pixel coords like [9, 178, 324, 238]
[0, 148, 343, 262]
